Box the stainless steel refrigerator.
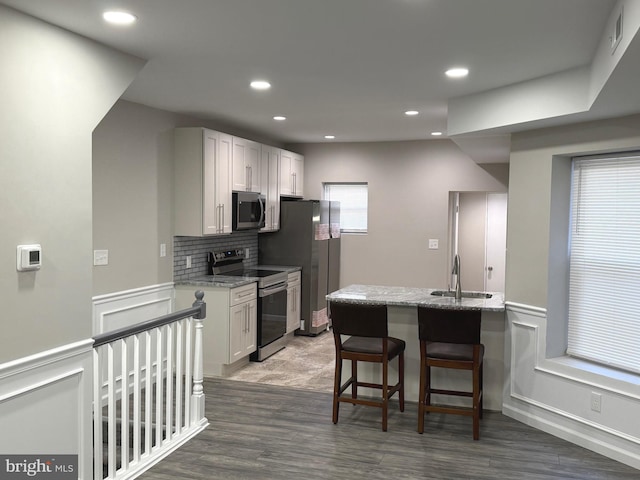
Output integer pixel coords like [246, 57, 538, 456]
[259, 199, 340, 336]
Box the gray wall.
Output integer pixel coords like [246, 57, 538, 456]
[0, 5, 142, 363]
[507, 113, 640, 308]
[504, 113, 640, 468]
[94, 104, 509, 297]
[293, 140, 509, 289]
[92, 100, 280, 296]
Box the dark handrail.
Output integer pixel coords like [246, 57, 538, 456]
[93, 290, 206, 348]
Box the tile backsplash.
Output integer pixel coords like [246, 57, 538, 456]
[173, 231, 258, 281]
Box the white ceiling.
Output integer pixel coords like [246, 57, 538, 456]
[4, 0, 636, 162]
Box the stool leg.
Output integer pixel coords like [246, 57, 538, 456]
[351, 359, 358, 400]
[332, 354, 342, 424]
[382, 357, 388, 432]
[398, 351, 405, 412]
[417, 345, 426, 434]
[479, 362, 484, 419]
[472, 362, 480, 440]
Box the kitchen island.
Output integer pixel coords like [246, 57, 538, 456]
[327, 284, 506, 410]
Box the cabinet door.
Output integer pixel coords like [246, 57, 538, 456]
[232, 137, 261, 192]
[279, 149, 293, 196]
[202, 130, 220, 235]
[244, 299, 257, 355]
[216, 132, 233, 234]
[229, 303, 248, 363]
[280, 149, 303, 197]
[291, 153, 304, 197]
[286, 273, 301, 334]
[260, 146, 280, 231]
[247, 143, 261, 193]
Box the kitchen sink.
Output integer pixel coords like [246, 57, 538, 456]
[430, 290, 493, 299]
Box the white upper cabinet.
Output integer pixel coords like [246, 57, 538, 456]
[174, 127, 232, 236]
[232, 136, 261, 192]
[260, 145, 280, 232]
[280, 149, 304, 197]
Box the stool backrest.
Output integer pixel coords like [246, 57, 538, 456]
[329, 302, 388, 338]
[417, 307, 481, 344]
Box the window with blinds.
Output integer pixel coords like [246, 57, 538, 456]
[323, 182, 368, 233]
[567, 154, 640, 374]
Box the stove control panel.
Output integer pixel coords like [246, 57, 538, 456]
[213, 248, 244, 263]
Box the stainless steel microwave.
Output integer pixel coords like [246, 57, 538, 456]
[232, 191, 266, 230]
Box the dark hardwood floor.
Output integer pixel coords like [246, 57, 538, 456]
[138, 378, 639, 480]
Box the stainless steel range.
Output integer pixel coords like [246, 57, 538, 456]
[207, 249, 288, 361]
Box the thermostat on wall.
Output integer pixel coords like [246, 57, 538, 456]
[17, 244, 42, 271]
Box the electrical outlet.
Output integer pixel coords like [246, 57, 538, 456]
[590, 392, 602, 412]
[186, 255, 192, 268]
[428, 239, 439, 249]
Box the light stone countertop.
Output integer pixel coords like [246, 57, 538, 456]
[326, 284, 505, 312]
[175, 265, 301, 289]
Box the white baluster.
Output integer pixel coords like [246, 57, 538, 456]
[175, 319, 184, 435]
[120, 338, 129, 471]
[132, 334, 141, 462]
[165, 323, 174, 442]
[191, 291, 205, 424]
[93, 348, 103, 480]
[155, 326, 164, 449]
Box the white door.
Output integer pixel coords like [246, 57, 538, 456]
[485, 193, 507, 293]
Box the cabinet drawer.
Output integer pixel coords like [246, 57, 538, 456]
[287, 271, 301, 286]
[230, 283, 257, 306]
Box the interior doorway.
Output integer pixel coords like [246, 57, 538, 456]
[449, 192, 507, 293]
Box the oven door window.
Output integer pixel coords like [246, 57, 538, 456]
[259, 288, 287, 347]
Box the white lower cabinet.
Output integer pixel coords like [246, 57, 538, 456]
[229, 291, 257, 362]
[286, 271, 301, 334]
[175, 282, 257, 376]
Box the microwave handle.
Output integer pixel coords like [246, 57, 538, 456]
[259, 195, 265, 226]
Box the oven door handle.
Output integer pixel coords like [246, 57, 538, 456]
[259, 282, 288, 297]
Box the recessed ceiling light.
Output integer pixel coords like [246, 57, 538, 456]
[445, 67, 469, 78]
[431, 131, 443, 136]
[250, 80, 271, 90]
[324, 135, 336, 140]
[405, 110, 419, 116]
[273, 116, 286, 121]
[103, 11, 137, 25]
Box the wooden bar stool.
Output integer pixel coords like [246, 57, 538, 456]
[329, 301, 405, 431]
[416, 306, 484, 440]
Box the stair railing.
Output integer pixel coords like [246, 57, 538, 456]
[92, 290, 207, 480]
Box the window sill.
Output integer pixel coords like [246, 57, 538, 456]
[543, 356, 640, 393]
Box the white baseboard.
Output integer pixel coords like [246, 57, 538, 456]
[503, 402, 640, 470]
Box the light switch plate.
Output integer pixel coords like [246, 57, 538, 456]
[428, 239, 439, 249]
[160, 243, 167, 257]
[94, 249, 108, 266]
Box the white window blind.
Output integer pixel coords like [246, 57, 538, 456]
[323, 183, 368, 233]
[568, 154, 640, 374]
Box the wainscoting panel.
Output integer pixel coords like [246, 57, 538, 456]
[93, 283, 175, 335]
[503, 303, 640, 471]
[0, 340, 94, 480]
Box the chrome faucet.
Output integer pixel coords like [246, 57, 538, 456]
[452, 254, 462, 300]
